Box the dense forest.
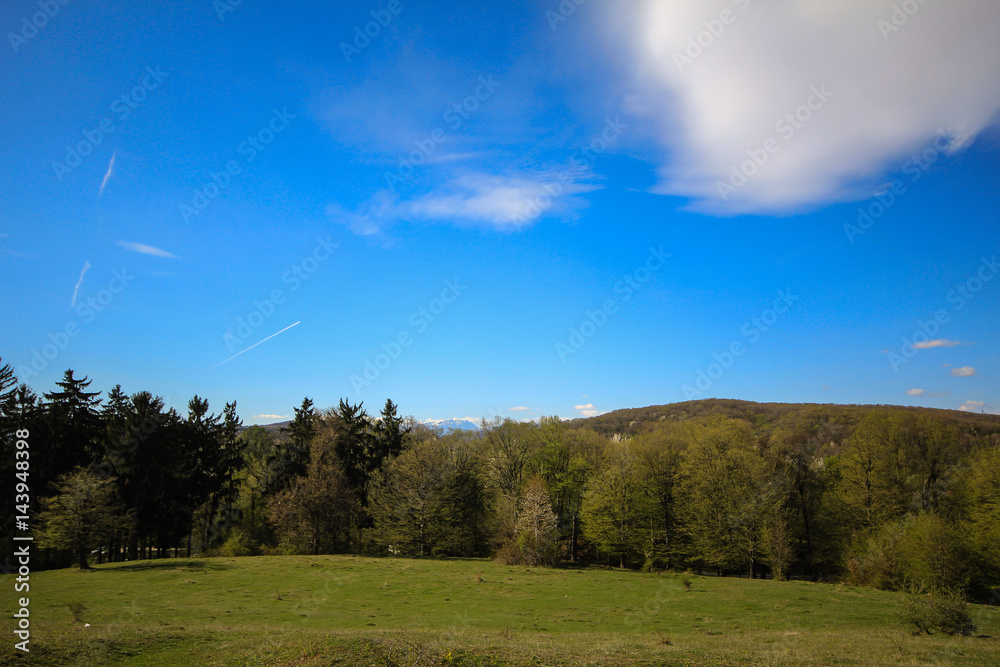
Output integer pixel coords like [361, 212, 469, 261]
[3, 359, 999, 603]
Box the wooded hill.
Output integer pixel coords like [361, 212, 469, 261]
[570, 398, 1000, 448]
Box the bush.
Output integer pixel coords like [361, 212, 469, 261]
[847, 513, 967, 593]
[901, 588, 977, 636]
[66, 600, 86, 623]
[216, 528, 259, 557]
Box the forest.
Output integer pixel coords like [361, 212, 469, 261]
[2, 359, 999, 604]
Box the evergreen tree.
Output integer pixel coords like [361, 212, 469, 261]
[333, 399, 375, 504]
[42, 370, 103, 488]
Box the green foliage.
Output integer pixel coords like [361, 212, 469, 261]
[268, 431, 357, 554]
[901, 587, 977, 636]
[368, 436, 489, 557]
[217, 528, 260, 558]
[581, 441, 656, 568]
[499, 476, 560, 566]
[959, 446, 1000, 596]
[36, 468, 128, 569]
[677, 418, 784, 576]
[847, 512, 967, 592]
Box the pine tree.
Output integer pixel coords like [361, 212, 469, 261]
[276, 397, 316, 483]
[42, 370, 103, 487]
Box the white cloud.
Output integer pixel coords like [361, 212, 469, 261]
[253, 414, 288, 420]
[509, 406, 532, 412]
[609, 0, 1000, 213]
[951, 366, 977, 377]
[118, 241, 179, 259]
[575, 402, 599, 417]
[958, 400, 999, 415]
[906, 388, 925, 397]
[914, 339, 965, 350]
[328, 170, 598, 237]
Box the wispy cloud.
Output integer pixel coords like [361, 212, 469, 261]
[509, 406, 532, 412]
[71, 261, 91, 307]
[99, 151, 116, 198]
[253, 414, 288, 420]
[328, 170, 599, 238]
[117, 241, 179, 259]
[914, 338, 966, 350]
[906, 388, 925, 397]
[951, 366, 977, 377]
[214, 321, 301, 367]
[575, 402, 599, 417]
[606, 0, 1000, 213]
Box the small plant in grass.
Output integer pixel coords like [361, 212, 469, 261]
[67, 600, 87, 623]
[901, 587, 977, 636]
[681, 572, 693, 592]
[653, 629, 672, 645]
[475, 570, 483, 583]
[275, 588, 282, 600]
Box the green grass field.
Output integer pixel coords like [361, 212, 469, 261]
[3, 555, 999, 665]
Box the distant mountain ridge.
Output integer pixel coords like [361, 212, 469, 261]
[248, 417, 482, 436]
[420, 418, 481, 432]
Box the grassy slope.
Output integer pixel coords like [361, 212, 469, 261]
[3, 556, 999, 666]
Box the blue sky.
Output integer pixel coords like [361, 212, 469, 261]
[2, 0, 998, 424]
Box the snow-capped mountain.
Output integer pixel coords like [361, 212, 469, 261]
[420, 418, 482, 432]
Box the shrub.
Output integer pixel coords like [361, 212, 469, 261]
[66, 600, 87, 623]
[901, 588, 977, 636]
[217, 528, 259, 558]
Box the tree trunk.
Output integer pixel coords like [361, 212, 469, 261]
[570, 514, 577, 563]
[77, 544, 90, 570]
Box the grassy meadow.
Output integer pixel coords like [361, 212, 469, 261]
[3, 555, 999, 666]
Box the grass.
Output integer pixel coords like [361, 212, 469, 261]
[3, 555, 999, 665]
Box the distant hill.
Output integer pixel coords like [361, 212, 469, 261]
[244, 420, 290, 436]
[565, 398, 1000, 439]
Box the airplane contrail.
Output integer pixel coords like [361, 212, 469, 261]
[99, 151, 116, 198]
[214, 321, 301, 368]
[71, 261, 92, 307]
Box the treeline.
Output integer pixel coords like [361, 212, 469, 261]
[2, 361, 999, 602]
